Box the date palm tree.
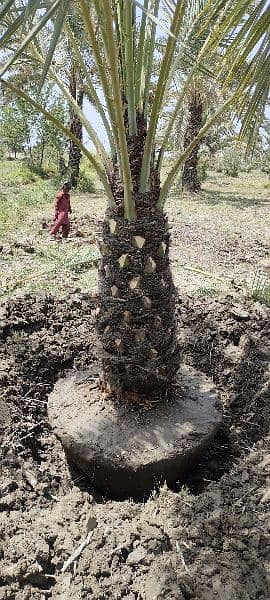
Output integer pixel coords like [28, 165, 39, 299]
[182, 88, 203, 192]
[0, 0, 269, 399]
[179, 79, 226, 193]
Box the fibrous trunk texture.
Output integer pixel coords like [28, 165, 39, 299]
[182, 91, 203, 193]
[96, 111, 180, 398]
[68, 67, 83, 188]
[96, 194, 180, 397]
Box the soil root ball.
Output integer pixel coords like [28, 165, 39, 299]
[48, 364, 222, 499]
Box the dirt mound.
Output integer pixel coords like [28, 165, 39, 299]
[0, 293, 269, 599]
[40, 214, 102, 240]
[178, 296, 270, 443]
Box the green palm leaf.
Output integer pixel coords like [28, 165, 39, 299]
[39, 0, 70, 90]
[0, 0, 63, 78]
[0, 0, 16, 22]
[200, 0, 270, 148]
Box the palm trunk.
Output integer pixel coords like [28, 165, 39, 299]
[182, 91, 203, 193]
[96, 114, 180, 398]
[68, 67, 84, 188]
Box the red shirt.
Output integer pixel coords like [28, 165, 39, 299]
[54, 191, 71, 225]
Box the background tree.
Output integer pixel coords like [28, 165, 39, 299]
[182, 88, 203, 192]
[32, 85, 69, 175]
[65, 10, 89, 188]
[0, 98, 33, 158]
[178, 80, 230, 192]
[0, 78, 69, 173]
[260, 117, 270, 176]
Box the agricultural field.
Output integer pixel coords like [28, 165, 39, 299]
[1, 160, 269, 302]
[1, 159, 270, 599]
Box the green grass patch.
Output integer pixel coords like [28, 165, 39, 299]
[249, 271, 270, 306]
[0, 179, 59, 240]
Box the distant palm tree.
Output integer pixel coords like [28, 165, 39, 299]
[182, 88, 203, 192]
[0, 0, 269, 399]
[179, 79, 226, 193]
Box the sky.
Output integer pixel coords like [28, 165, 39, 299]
[84, 98, 109, 149]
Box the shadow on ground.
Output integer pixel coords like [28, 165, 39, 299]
[199, 188, 270, 208]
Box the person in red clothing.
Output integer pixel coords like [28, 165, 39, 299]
[50, 181, 72, 240]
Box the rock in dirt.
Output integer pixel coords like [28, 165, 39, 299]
[14, 240, 35, 254]
[1, 243, 13, 255]
[260, 488, 270, 503]
[126, 547, 147, 565]
[230, 306, 250, 321]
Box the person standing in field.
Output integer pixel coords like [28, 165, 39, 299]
[50, 181, 72, 240]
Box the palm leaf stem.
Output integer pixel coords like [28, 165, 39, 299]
[100, 0, 136, 220]
[139, 0, 186, 193]
[143, 0, 160, 116]
[124, 0, 137, 135]
[115, 0, 128, 100]
[134, 0, 148, 109]
[64, 21, 115, 156]
[79, 0, 120, 162]
[157, 64, 197, 170]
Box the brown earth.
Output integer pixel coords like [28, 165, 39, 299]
[0, 292, 269, 599]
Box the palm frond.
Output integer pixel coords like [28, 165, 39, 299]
[201, 0, 270, 149]
[0, 0, 17, 22]
[39, 0, 70, 90]
[64, 20, 115, 155]
[139, 0, 186, 192]
[0, 10, 25, 49]
[0, 0, 62, 78]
